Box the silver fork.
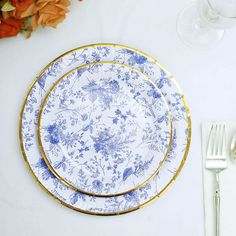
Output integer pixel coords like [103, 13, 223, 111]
[206, 124, 227, 236]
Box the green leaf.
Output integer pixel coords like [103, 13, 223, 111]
[23, 16, 33, 27]
[1, 1, 15, 12]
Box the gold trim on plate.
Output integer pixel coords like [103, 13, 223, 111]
[37, 61, 173, 197]
[19, 43, 191, 215]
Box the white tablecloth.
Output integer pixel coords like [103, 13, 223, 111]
[0, 0, 236, 235]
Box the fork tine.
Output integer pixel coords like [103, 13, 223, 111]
[221, 124, 226, 156]
[216, 124, 222, 156]
[207, 124, 214, 157]
[213, 124, 219, 156]
[206, 123, 227, 169]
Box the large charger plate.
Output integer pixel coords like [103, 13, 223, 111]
[38, 62, 172, 197]
[19, 43, 191, 215]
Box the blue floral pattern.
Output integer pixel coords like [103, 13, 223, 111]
[39, 63, 171, 196]
[20, 44, 190, 215]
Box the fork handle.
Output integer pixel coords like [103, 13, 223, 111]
[214, 192, 220, 236]
[214, 172, 220, 236]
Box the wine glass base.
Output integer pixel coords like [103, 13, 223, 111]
[176, 2, 225, 49]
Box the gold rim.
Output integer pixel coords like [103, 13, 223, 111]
[37, 61, 173, 197]
[19, 43, 191, 215]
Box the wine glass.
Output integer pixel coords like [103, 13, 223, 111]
[177, 0, 236, 49]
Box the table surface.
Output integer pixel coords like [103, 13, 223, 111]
[0, 0, 236, 236]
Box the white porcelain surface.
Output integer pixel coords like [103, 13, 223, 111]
[20, 44, 189, 214]
[39, 62, 171, 196]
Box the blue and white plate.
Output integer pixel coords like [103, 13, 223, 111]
[38, 62, 172, 196]
[20, 44, 191, 215]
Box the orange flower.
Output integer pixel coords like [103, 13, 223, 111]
[36, 0, 70, 28]
[2, 2, 37, 19]
[11, 0, 35, 12]
[0, 17, 24, 38]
